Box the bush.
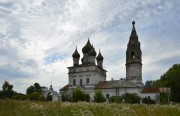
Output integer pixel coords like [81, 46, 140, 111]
[109, 96, 122, 103]
[27, 92, 45, 101]
[61, 92, 72, 102]
[94, 91, 105, 103]
[72, 88, 90, 102]
[121, 93, 141, 104]
[142, 97, 156, 104]
[12, 93, 27, 100]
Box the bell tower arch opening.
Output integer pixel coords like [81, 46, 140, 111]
[131, 51, 135, 59]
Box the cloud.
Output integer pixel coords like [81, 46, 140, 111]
[0, 0, 179, 93]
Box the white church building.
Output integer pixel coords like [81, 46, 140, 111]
[60, 21, 159, 101]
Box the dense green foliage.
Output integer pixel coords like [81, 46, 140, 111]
[109, 96, 122, 103]
[145, 64, 180, 103]
[110, 94, 157, 104]
[0, 81, 14, 99]
[144, 80, 156, 88]
[72, 88, 90, 102]
[0, 100, 180, 116]
[142, 97, 156, 104]
[26, 83, 45, 101]
[61, 92, 71, 102]
[121, 93, 141, 104]
[94, 91, 105, 103]
[26, 83, 42, 94]
[158, 64, 180, 102]
[110, 93, 141, 104]
[12, 92, 27, 100]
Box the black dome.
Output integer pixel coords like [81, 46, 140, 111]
[82, 39, 92, 54]
[96, 52, 103, 61]
[72, 48, 80, 58]
[89, 46, 96, 56]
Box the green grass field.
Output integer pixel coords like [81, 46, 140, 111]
[0, 100, 179, 116]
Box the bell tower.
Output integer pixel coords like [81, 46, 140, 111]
[126, 21, 142, 85]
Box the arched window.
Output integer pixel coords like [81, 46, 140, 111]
[73, 79, 76, 86]
[86, 78, 89, 85]
[131, 51, 135, 59]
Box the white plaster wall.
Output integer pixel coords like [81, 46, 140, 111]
[69, 66, 106, 86]
[99, 88, 158, 100]
[97, 88, 141, 99]
[69, 72, 105, 86]
[140, 93, 159, 100]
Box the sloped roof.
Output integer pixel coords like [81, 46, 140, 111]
[95, 80, 140, 89]
[141, 88, 159, 93]
[60, 84, 70, 91]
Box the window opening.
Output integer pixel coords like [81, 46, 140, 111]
[131, 51, 135, 59]
[73, 79, 76, 86]
[106, 94, 109, 99]
[86, 78, 89, 85]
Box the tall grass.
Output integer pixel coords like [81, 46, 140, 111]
[0, 99, 179, 116]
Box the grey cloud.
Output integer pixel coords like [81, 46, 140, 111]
[0, 66, 31, 78]
[0, 0, 179, 93]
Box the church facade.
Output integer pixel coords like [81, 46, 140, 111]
[60, 21, 159, 101]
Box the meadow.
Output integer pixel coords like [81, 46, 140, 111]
[0, 100, 180, 116]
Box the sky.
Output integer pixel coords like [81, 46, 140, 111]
[0, 0, 179, 93]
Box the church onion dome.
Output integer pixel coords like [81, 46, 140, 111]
[96, 51, 103, 61]
[72, 47, 80, 58]
[89, 45, 96, 56]
[82, 39, 92, 54]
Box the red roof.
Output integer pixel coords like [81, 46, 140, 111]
[60, 84, 69, 91]
[141, 88, 159, 93]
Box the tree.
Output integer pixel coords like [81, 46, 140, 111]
[144, 80, 156, 88]
[26, 83, 42, 95]
[155, 64, 180, 102]
[26, 83, 44, 101]
[0, 81, 14, 99]
[94, 91, 105, 103]
[26, 86, 34, 95]
[34, 83, 41, 93]
[72, 88, 90, 102]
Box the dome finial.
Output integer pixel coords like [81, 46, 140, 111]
[132, 20, 136, 32]
[132, 20, 135, 25]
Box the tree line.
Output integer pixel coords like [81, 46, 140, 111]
[0, 64, 179, 103]
[0, 82, 46, 100]
[144, 64, 180, 103]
